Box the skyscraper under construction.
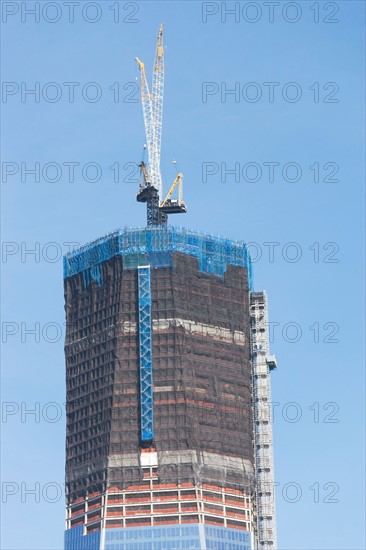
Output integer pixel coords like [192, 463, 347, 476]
[63, 26, 277, 550]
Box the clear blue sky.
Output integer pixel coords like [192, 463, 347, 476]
[1, 1, 365, 549]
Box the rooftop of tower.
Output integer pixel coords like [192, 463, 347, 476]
[63, 226, 253, 289]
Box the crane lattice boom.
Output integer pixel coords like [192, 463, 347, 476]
[135, 24, 164, 199]
[135, 57, 155, 186]
[135, 24, 187, 226]
[151, 24, 164, 198]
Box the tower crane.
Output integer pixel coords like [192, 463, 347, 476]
[135, 24, 187, 226]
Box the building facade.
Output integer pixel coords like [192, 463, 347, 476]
[63, 226, 276, 550]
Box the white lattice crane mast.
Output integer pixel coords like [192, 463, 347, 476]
[151, 23, 164, 199]
[135, 23, 164, 197]
[135, 58, 154, 185]
[135, 24, 187, 226]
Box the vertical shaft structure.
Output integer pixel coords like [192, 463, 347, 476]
[138, 266, 154, 442]
[250, 291, 277, 549]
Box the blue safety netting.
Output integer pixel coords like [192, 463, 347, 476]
[63, 226, 253, 289]
[137, 266, 154, 442]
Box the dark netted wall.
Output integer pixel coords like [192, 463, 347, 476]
[64, 252, 253, 504]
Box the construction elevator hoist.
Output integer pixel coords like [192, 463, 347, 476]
[135, 24, 187, 226]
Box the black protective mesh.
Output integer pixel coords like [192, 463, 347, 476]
[64, 252, 254, 503]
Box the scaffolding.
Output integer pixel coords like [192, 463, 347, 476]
[137, 266, 154, 442]
[63, 226, 253, 289]
[250, 292, 277, 550]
